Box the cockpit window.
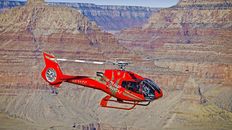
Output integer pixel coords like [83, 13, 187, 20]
[142, 79, 161, 94]
[140, 79, 161, 100]
[121, 79, 161, 101]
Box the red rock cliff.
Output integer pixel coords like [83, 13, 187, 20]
[117, 0, 232, 92]
[0, 0, 134, 89]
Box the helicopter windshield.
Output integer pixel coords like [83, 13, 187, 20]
[140, 79, 161, 100]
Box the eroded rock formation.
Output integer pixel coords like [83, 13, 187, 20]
[117, 0, 232, 92]
[116, 0, 232, 129]
[0, 0, 135, 90]
[0, 1, 157, 32]
[0, 0, 232, 129]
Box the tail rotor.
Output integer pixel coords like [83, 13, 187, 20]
[41, 52, 64, 88]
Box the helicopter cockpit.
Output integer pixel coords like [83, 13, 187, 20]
[122, 79, 161, 101]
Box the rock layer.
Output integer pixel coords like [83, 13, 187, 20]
[0, 0, 135, 91]
[116, 0, 232, 90]
[0, 0, 232, 130]
[0, 1, 157, 32]
[116, 0, 232, 129]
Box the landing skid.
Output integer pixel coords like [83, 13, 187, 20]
[100, 95, 150, 110]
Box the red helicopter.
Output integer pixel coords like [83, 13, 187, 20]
[41, 52, 163, 110]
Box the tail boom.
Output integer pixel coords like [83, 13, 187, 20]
[41, 52, 105, 90]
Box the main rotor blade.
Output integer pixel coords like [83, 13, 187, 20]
[56, 58, 105, 65]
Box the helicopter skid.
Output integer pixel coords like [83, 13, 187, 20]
[100, 95, 149, 110]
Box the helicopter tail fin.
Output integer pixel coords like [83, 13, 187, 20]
[41, 52, 64, 88]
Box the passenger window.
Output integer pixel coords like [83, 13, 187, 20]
[121, 81, 141, 93]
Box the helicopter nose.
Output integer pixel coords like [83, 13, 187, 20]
[155, 89, 163, 99]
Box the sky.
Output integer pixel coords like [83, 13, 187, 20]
[17, 0, 180, 8]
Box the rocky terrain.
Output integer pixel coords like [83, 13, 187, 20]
[0, 1, 135, 128]
[0, 0, 232, 130]
[117, 0, 232, 92]
[116, 0, 232, 129]
[117, 0, 232, 51]
[0, 0, 138, 91]
[0, 0, 157, 32]
[49, 2, 159, 32]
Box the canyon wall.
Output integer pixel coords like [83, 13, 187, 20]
[0, 0, 232, 129]
[117, 0, 232, 88]
[0, 1, 157, 32]
[116, 0, 232, 129]
[0, 0, 135, 90]
[49, 2, 158, 32]
[0, 1, 140, 129]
